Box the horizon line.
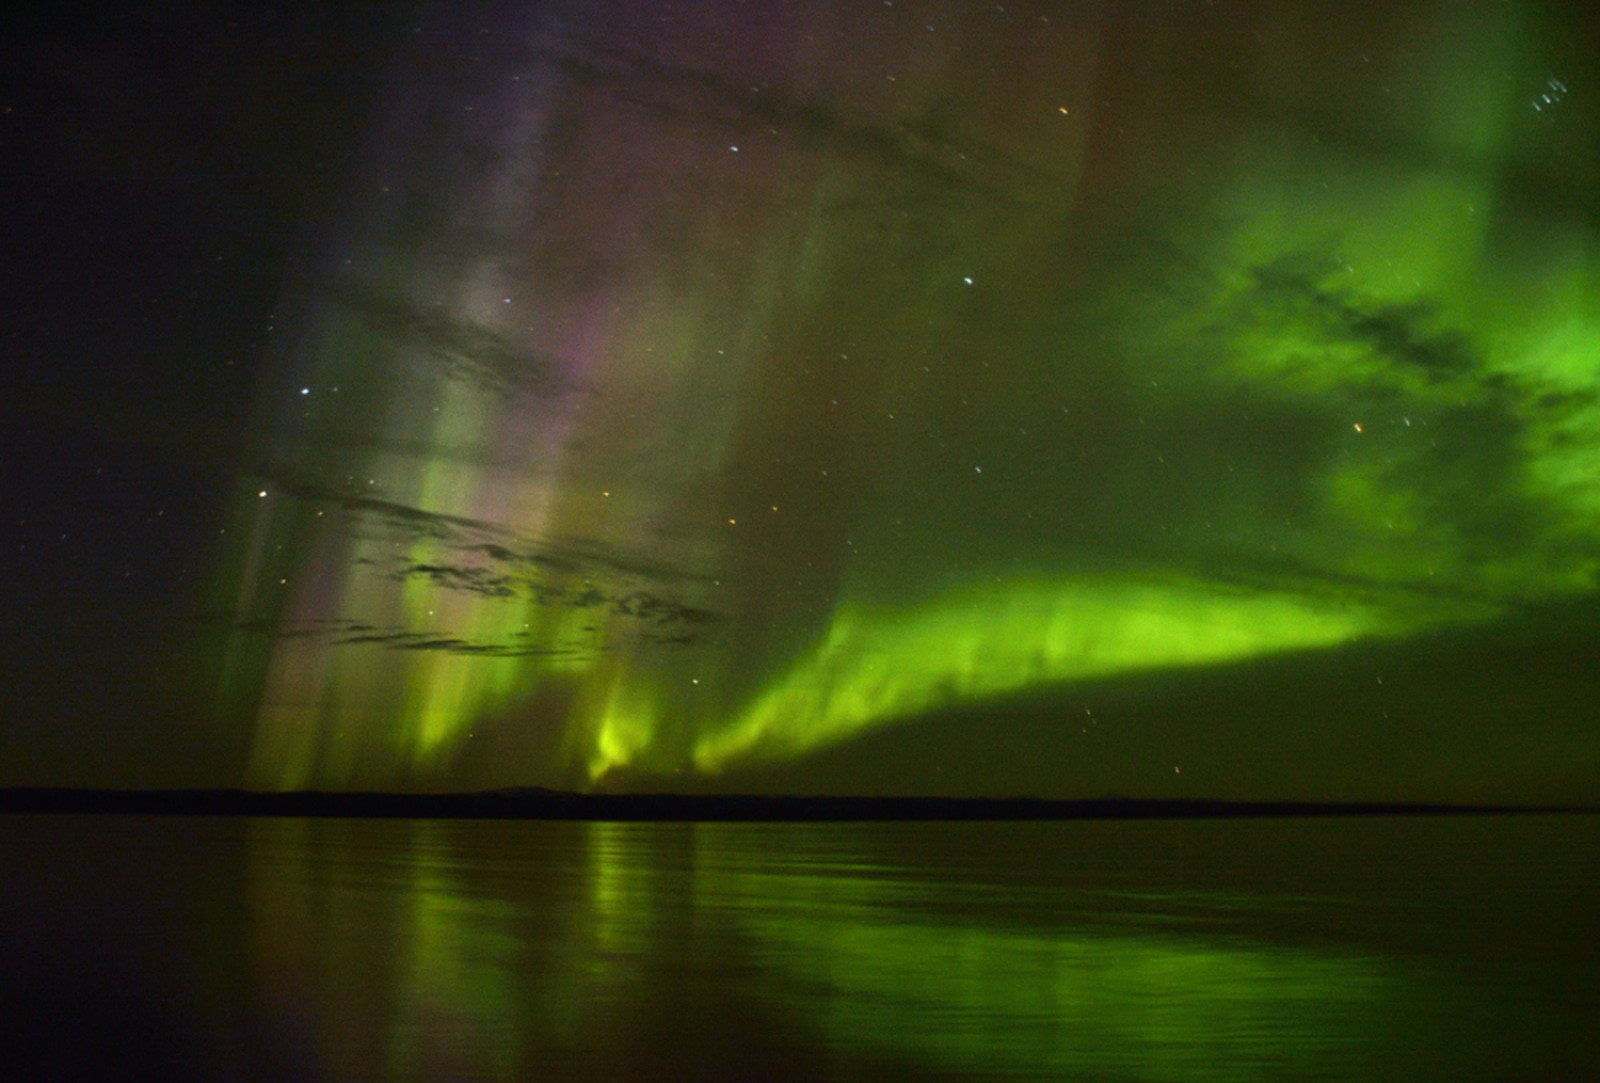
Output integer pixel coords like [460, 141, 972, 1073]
[2, 786, 1593, 822]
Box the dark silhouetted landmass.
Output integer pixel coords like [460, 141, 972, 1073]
[0, 788, 1590, 821]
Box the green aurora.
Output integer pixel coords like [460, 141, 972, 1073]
[202, 0, 1598, 795]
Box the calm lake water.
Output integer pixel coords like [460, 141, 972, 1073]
[3, 814, 1596, 1080]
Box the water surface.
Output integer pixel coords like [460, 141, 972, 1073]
[4, 814, 1596, 1079]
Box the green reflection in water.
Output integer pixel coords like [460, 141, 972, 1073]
[699, 833, 1440, 1081]
[383, 821, 525, 1080]
[749, 910, 1404, 1080]
[244, 819, 714, 1078]
[242, 818, 1484, 1079]
[246, 819, 543, 1079]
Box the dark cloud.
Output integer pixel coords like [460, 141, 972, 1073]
[536, 31, 1051, 205]
[389, 558, 721, 641]
[257, 468, 724, 598]
[1245, 254, 1478, 385]
[395, 563, 518, 598]
[335, 628, 591, 657]
[324, 283, 575, 400]
[611, 591, 719, 628]
[262, 467, 508, 542]
[200, 491, 726, 651]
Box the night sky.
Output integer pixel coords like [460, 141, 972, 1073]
[4, 0, 1597, 801]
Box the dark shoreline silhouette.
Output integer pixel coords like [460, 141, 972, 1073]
[0, 787, 1590, 821]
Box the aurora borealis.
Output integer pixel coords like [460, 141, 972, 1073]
[5, 0, 1598, 798]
